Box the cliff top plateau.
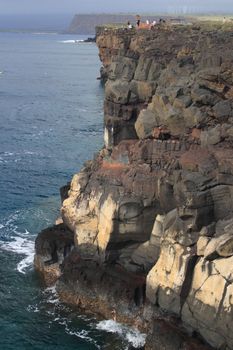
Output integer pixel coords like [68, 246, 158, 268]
[67, 13, 189, 34]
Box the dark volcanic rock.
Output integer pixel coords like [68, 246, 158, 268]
[34, 224, 74, 285]
[60, 182, 70, 203]
[35, 21, 233, 350]
[57, 248, 147, 324]
[83, 36, 96, 43]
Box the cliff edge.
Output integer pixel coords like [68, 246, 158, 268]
[35, 22, 233, 350]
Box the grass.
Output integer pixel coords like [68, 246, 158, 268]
[97, 14, 233, 32]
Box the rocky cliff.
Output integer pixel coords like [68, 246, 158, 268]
[35, 22, 233, 349]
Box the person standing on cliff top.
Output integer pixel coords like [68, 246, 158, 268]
[127, 21, 133, 29]
[136, 14, 141, 27]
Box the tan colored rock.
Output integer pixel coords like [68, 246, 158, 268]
[69, 171, 89, 197]
[166, 112, 185, 136]
[74, 217, 98, 247]
[62, 191, 98, 233]
[104, 126, 114, 149]
[213, 256, 233, 282]
[191, 127, 201, 140]
[163, 209, 177, 231]
[199, 224, 215, 237]
[129, 80, 156, 102]
[131, 241, 160, 271]
[146, 242, 193, 315]
[148, 93, 186, 135]
[182, 257, 233, 349]
[217, 235, 233, 257]
[117, 198, 155, 242]
[150, 214, 164, 246]
[195, 273, 225, 311]
[182, 258, 222, 318]
[204, 233, 233, 259]
[135, 109, 159, 139]
[163, 208, 200, 246]
[149, 94, 173, 120]
[55, 217, 63, 225]
[97, 194, 117, 253]
[197, 236, 211, 256]
[62, 172, 103, 248]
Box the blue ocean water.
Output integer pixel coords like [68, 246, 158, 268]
[0, 32, 145, 349]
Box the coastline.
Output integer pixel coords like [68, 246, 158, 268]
[35, 21, 233, 350]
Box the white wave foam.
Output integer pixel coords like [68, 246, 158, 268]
[43, 285, 60, 304]
[96, 320, 146, 348]
[33, 32, 58, 35]
[59, 39, 84, 44]
[65, 327, 101, 349]
[47, 296, 60, 304]
[27, 304, 39, 313]
[23, 151, 37, 155]
[0, 207, 59, 274]
[44, 285, 57, 295]
[0, 150, 39, 164]
[0, 236, 34, 274]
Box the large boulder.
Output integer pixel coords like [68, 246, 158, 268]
[34, 224, 74, 285]
[182, 257, 233, 349]
[135, 109, 159, 139]
[146, 240, 195, 315]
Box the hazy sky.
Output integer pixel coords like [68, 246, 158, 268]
[0, 0, 233, 15]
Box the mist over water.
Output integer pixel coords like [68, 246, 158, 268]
[0, 14, 71, 31]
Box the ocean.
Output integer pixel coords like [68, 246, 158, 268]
[0, 32, 145, 349]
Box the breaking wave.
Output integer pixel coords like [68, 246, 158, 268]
[59, 39, 84, 44]
[1, 236, 34, 274]
[0, 206, 57, 274]
[28, 285, 102, 349]
[96, 319, 146, 348]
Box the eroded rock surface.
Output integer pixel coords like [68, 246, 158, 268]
[34, 224, 74, 285]
[35, 22, 233, 349]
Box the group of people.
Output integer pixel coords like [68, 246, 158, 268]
[127, 16, 166, 30]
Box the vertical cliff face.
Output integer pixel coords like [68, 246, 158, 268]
[35, 23, 233, 349]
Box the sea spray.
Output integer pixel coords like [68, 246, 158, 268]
[96, 319, 146, 348]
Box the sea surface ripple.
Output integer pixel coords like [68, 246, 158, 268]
[0, 32, 144, 349]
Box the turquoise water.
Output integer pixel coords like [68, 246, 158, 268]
[0, 32, 145, 349]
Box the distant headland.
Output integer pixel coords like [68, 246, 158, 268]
[66, 13, 188, 34]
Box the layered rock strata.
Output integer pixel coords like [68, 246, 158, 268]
[35, 22, 233, 349]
